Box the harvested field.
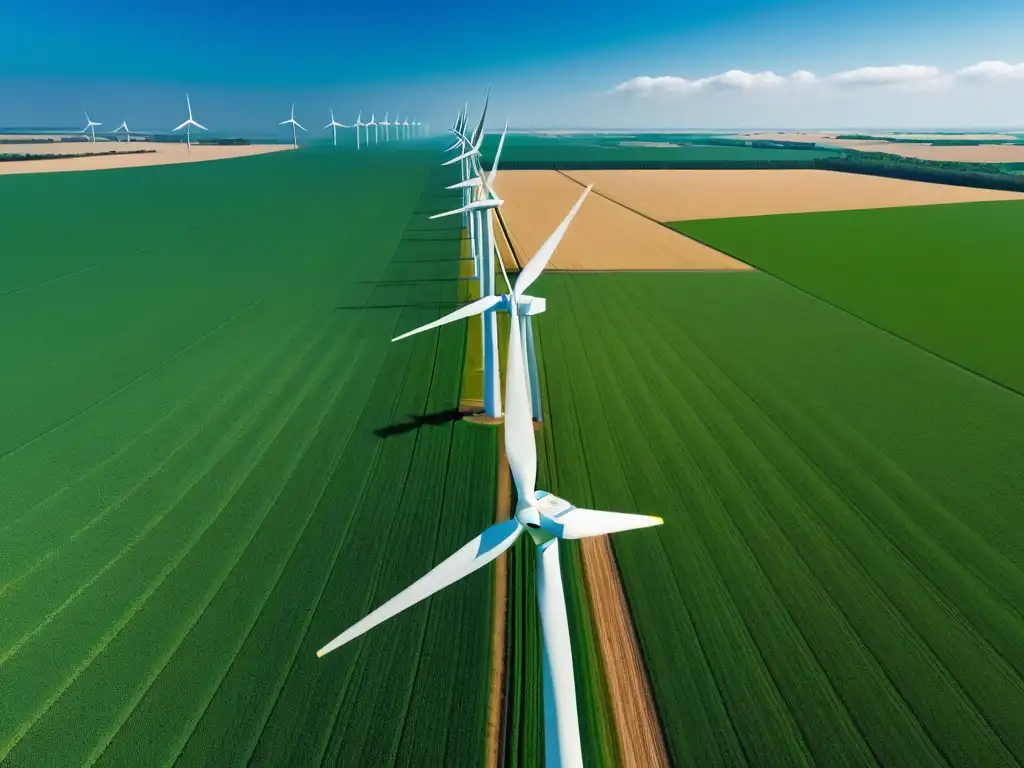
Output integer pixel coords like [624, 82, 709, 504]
[492, 171, 750, 272]
[842, 142, 1024, 163]
[0, 142, 291, 175]
[561, 169, 1024, 222]
[733, 131, 1018, 143]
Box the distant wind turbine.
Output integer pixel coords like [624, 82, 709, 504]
[173, 93, 207, 152]
[80, 112, 101, 142]
[326, 107, 346, 147]
[113, 120, 133, 143]
[367, 113, 379, 145]
[402, 116, 411, 139]
[353, 112, 365, 150]
[280, 103, 307, 149]
[380, 112, 391, 141]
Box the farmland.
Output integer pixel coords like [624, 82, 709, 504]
[0, 148, 497, 765]
[675, 199, 1024, 393]
[530, 269, 1024, 765]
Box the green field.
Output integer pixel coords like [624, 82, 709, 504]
[531, 270, 1024, 766]
[0, 148, 497, 765]
[675, 200, 1024, 394]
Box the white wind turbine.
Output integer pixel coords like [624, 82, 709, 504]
[402, 116, 411, 139]
[400, 125, 564, 424]
[112, 120, 133, 143]
[367, 113, 379, 145]
[317, 190, 663, 768]
[380, 112, 391, 141]
[280, 103, 307, 149]
[325, 108, 347, 147]
[353, 112, 365, 150]
[80, 112, 101, 142]
[173, 93, 207, 152]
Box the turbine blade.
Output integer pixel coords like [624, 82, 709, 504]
[445, 177, 483, 190]
[192, 121, 207, 131]
[536, 539, 584, 766]
[554, 508, 663, 539]
[442, 147, 479, 166]
[279, 119, 290, 125]
[392, 296, 503, 342]
[428, 198, 502, 220]
[317, 519, 524, 657]
[485, 122, 508, 192]
[514, 185, 592, 298]
[471, 86, 490, 146]
[504, 297, 537, 500]
[173, 120, 189, 132]
[295, 122, 307, 131]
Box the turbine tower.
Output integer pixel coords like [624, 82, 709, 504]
[380, 112, 391, 141]
[367, 113, 378, 145]
[316, 187, 663, 768]
[172, 93, 207, 152]
[325, 107, 346, 147]
[113, 120, 132, 143]
[279, 103, 306, 149]
[80, 112, 101, 142]
[353, 112, 365, 150]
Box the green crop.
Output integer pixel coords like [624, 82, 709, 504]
[530, 270, 1024, 766]
[0, 148, 495, 766]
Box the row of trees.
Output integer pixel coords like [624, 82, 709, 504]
[0, 149, 154, 163]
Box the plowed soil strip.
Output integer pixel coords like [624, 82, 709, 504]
[560, 169, 1024, 222]
[486, 429, 513, 767]
[581, 537, 670, 767]
[491, 171, 749, 272]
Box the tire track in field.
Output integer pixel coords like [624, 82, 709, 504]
[0, 300, 345, 761]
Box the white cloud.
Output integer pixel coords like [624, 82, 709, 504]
[952, 60, 1024, 81]
[826, 64, 940, 86]
[611, 61, 1024, 97]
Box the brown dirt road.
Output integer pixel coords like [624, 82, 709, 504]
[581, 537, 670, 767]
[562, 168, 1024, 222]
[491, 171, 750, 271]
[485, 429, 513, 767]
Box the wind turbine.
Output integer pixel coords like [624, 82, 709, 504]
[173, 93, 207, 152]
[280, 103, 306, 149]
[401, 126, 561, 423]
[112, 120, 133, 143]
[316, 187, 663, 768]
[367, 113, 379, 145]
[402, 116, 411, 139]
[80, 112, 101, 142]
[353, 112, 365, 150]
[325, 108, 346, 147]
[380, 112, 391, 141]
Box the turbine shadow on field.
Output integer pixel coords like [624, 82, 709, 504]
[373, 408, 483, 438]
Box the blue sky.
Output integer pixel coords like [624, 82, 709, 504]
[2, 0, 1023, 132]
